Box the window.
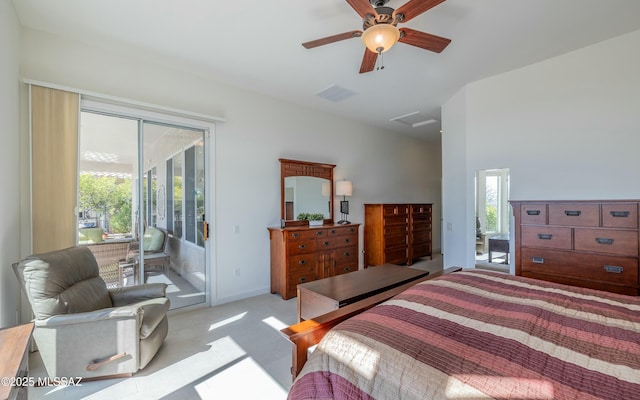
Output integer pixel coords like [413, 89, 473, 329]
[166, 140, 204, 247]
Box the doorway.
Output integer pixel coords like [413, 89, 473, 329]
[78, 108, 210, 310]
[475, 168, 510, 272]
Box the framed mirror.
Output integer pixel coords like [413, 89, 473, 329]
[279, 158, 335, 227]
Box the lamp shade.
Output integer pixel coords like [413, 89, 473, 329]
[361, 23, 400, 53]
[336, 180, 353, 196]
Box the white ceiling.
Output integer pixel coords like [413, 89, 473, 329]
[12, 0, 640, 142]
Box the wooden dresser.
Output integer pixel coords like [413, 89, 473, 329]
[364, 204, 433, 267]
[268, 223, 360, 300]
[511, 200, 640, 295]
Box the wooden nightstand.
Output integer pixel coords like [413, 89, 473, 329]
[0, 322, 34, 400]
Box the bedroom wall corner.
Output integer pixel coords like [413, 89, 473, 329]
[441, 86, 475, 269]
[0, 0, 23, 328]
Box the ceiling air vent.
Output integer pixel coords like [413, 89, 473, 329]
[390, 111, 438, 128]
[315, 84, 357, 103]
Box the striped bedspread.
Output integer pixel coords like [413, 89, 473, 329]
[288, 269, 640, 400]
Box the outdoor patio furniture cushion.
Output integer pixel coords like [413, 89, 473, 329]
[142, 227, 165, 252]
[79, 227, 104, 244]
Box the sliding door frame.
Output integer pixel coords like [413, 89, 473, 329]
[81, 99, 215, 309]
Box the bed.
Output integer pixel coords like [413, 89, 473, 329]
[285, 269, 640, 400]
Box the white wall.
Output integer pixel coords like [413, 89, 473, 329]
[442, 29, 640, 270]
[19, 29, 442, 305]
[0, 0, 22, 328]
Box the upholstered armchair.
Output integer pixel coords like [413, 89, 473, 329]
[13, 246, 170, 379]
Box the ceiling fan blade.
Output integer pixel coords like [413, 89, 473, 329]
[393, 0, 446, 23]
[359, 49, 378, 74]
[302, 31, 362, 49]
[346, 0, 377, 19]
[399, 28, 451, 53]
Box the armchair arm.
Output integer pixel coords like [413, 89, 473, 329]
[34, 305, 142, 328]
[109, 283, 168, 307]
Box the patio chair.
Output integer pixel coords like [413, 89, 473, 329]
[13, 246, 170, 379]
[126, 227, 171, 283]
[84, 241, 131, 288]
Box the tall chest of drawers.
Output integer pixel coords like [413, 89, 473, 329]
[511, 200, 640, 295]
[268, 224, 360, 300]
[364, 204, 433, 267]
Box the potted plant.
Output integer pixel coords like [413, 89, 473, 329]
[297, 213, 325, 226]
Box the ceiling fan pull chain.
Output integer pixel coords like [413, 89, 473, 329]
[377, 50, 385, 70]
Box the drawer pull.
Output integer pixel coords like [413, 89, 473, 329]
[316, 231, 325, 236]
[344, 267, 351, 272]
[343, 252, 350, 256]
[595, 237, 614, 245]
[292, 233, 300, 238]
[344, 238, 351, 243]
[526, 210, 541, 216]
[298, 260, 306, 265]
[322, 241, 330, 246]
[299, 277, 306, 283]
[532, 257, 545, 264]
[537, 234, 553, 240]
[329, 230, 336, 234]
[564, 210, 582, 216]
[604, 265, 623, 274]
[298, 244, 306, 250]
[610, 211, 630, 218]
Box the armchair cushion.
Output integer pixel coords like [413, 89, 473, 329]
[13, 246, 112, 319]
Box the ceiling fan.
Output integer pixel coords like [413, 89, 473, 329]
[302, 0, 451, 73]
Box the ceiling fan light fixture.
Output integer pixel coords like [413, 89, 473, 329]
[361, 23, 400, 53]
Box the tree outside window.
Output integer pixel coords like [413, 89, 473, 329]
[79, 174, 132, 235]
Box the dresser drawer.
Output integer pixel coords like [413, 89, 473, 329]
[287, 239, 317, 255]
[521, 226, 571, 249]
[334, 246, 357, 263]
[384, 224, 408, 236]
[548, 203, 599, 226]
[327, 226, 358, 236]
[384, 234, 407, 249]
[411, 220, 431, 232]
[602, 203, 638, 228]
[384, 215, 408, 226]
[521, 248, 639, 287]
[318, 234, 356, 250]
[412, 243, 431, 259]
[574, 228, 638, 257]
[383, 204, 408, 216]
[384, 247, 408, 264]
[520, 204, 547, 224]
[287, 229, 323, 241]
[288, 254, 317, 271]
[288, 265, 318, 297]
[411, 204, 431, 215]
[412, 229, 431, 243]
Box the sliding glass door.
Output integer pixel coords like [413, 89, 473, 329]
[78, 108, 209, 310]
